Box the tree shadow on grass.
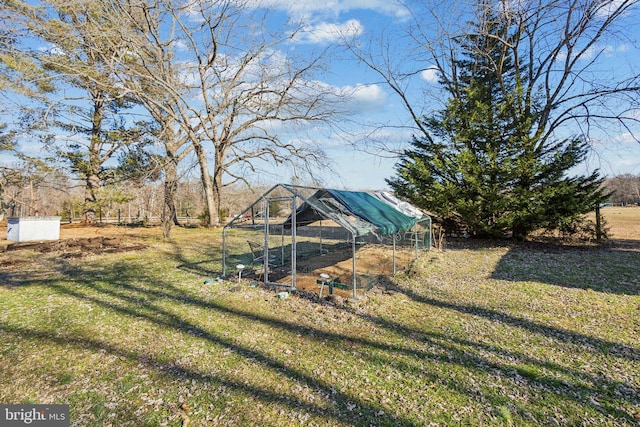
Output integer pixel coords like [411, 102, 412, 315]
[169, 237, 224, 278]
[169, 238, 355, 285]
[2, 261, 422, 426]
[3, 249, 639, 425]
[175, 257, 223, 278]
[382, 279, 639, 363]
[345, 301, 639, 423]
[354, 281, 640, 423]
[490, 240, 640, 295]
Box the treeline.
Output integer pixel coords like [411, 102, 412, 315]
[3, 0, 638, 241]
[0, 166, 267, 225]
[2, 164, 637, 229]
[603, 174, 640, 206]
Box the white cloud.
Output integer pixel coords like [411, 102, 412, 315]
[556, 43, 629, 62]
[246, 0, 410, 20]
[338, 83, 388, 112]
[350, 84, 386, 105]
[595, 0, 630, 18]
[171, 39, 189, 52]
[37, 44, 66, 57]
[420, 66, 439, 83]
[613, 131, 639, 145]
[296, 19, 364, 44]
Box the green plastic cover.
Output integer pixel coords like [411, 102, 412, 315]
[283, 189, 376, 236]
[327, 189, 418, 235]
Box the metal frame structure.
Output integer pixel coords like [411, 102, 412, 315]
[222, 184, 431, 299]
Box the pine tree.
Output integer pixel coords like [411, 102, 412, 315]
[388, 3, 607, 240]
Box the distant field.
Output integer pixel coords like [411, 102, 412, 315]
[1, 205, 638, 243]
[600, 206, 640, 240]
[1, 206, 636, 263]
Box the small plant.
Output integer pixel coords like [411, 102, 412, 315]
[498, 406, 513, 425]
[198, 208, 210, 224]
[268, 200, 282, 217]
[218, 207, 229, 223]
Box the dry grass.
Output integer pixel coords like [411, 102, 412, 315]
[0, 212, 638, 426]
[601, 206, 640, 240]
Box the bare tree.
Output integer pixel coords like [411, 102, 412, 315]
[85, 0, 336, 229]
[605, 174, 640, 205]
[349, 0, 640, 154]
[9, 0, 194, 236]
[0, 154, 69, 217]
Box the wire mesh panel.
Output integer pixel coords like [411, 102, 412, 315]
[222, 184, 432, 299]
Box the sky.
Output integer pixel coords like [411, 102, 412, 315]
[247, 0, 640, 190]
[4, 0, 640, 192]
[255, 1, 428, 189]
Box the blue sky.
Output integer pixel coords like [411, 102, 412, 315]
[3, 0, 640, 191]
[252, 0, 640, 190]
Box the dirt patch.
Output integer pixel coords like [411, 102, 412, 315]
[0, 258, 29, 270]
[248, 245, 418, 300]
[1, 236, 146, 257]
[0, 221, 159, 242]
[0, 222, 151, 264]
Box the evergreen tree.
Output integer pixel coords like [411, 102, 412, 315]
[388, 3, 607, 239]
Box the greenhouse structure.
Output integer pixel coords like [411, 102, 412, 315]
[222, 184, 431, 299]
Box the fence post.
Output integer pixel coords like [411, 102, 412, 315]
[595, 204, 602, 242]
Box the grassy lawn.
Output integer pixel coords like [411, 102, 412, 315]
[1, 215, 639, 426]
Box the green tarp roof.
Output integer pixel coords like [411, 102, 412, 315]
[284, 188, 419, 236]
[327, 189, 418, 235]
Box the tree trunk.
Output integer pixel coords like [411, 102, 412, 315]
[211, 147, 226, 226]
[511, 224, 528, 241]
[595, 204, 602, 242]
[193, 141, 217, 227]
[82, 93, 104, 223]
[212, 167, 223, 226]
[83, 172, 100, 223]
[161, 121, 181, 239]
[0, 177, 5, 221]
[162, 153, 178, 239]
